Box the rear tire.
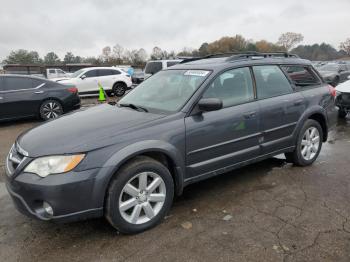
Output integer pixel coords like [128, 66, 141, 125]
[39, 99, 63, 120]
[285, 119, 323, 166]
[113, 82, 126, 97]
[105, 156, 174, 234]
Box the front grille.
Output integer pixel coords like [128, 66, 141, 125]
[6, 144, 26, 176]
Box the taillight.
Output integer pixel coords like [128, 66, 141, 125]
[328, 85, 336, 98]
[67, 87, 78, 94]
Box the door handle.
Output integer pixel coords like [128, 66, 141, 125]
[34, 91, 44, 94]
[243, 111, 256, 119]
[294, 100, 303, 106]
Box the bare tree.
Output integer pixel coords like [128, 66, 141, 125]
[102, 46, 111, 62]
[112, 44, 124, 63]
[277, 32, 304, 51]
[151, 46, 163, 60]
[339, 38, 350, 56]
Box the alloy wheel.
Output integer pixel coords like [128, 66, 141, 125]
[42, 101, 62, 119]
[118, 172, 166, 225]
[300, 127, 320, 161]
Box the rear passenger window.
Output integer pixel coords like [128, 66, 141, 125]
[203, 67, 254, 108]
[282, 66, 320, 87]
[253, 66, 293, 99]
[3, 77, 33, 91]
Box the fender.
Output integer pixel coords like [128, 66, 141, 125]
[292, 105, 328, 144]
[101, 140, 186, 196]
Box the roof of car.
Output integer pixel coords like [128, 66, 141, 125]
[81, 67, 122, 71]
[169, 53, 311, 71]
[0, 74, 47, 80]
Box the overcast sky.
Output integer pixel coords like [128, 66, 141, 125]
[1, 0, 349, 60]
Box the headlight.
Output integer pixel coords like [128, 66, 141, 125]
[24, 154, 85, 177]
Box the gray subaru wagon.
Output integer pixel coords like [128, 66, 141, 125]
[5, 52, 338, 234]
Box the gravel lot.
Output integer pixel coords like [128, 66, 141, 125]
[1, 100, 350, 262]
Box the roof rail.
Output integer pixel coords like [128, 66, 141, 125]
[179, 52, 240, 64]
[179, 52, 299, 64]
[225, 52, 299, 61]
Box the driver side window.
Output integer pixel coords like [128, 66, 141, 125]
[203, 67, 254, 108]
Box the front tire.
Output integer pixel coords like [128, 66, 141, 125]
[39, 100, 63, 120]
[105, 156, 174, 234]
[113, 82, 126, 97]
[285, 119, 323, 166]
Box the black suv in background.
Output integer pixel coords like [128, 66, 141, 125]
[5, 53, 337, 234]
[0, 75, 80, 121]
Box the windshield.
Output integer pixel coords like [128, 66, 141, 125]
[319, 64, 339, 72]
[119, 69, 211, 113]
[71, 69, 85, 78]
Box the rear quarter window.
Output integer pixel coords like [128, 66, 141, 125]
[282, 65, 320, 88]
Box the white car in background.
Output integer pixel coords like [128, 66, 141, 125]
[335, 75, 350, 118]
[57, 67, 132, 96]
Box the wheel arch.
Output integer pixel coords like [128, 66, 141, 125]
[294, 106, 328, 143]
[38, 97, 64, 114]
[102, 140, 186, 198]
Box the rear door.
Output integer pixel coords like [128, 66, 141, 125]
[96, 69, 121, 91]
[253, 65, 306, 154]
[2, 76, 47, 119]
[185, 67, 260, 179]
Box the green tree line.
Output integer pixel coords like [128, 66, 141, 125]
[2, 33, 349, 66]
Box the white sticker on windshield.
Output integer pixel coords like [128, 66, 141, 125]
[184, 70, 210, 77]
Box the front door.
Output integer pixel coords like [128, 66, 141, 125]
[78, 69, 98, 93]
[185, 67, 260, 180]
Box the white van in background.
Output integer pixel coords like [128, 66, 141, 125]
[144, 59, 182, 79]
[46, 68, 72, 79]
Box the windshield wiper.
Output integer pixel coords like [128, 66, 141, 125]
[118, 103, 148, 112]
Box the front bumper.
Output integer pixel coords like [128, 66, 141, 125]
[5, 166, 110, 223]
[336, 92, 350, 110]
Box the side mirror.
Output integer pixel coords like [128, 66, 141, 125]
[80, 75, 86, 80]
[198, 98, 223, 112]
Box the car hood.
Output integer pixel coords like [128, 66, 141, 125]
[17, 104, 166, 157]
[336, 80, 350, 93]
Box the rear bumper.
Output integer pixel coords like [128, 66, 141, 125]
[63, 95, 81, 113]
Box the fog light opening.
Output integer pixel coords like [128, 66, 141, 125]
[43, 201, 54, 216]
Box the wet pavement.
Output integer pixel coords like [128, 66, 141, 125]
[1, 105, 350, 261]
